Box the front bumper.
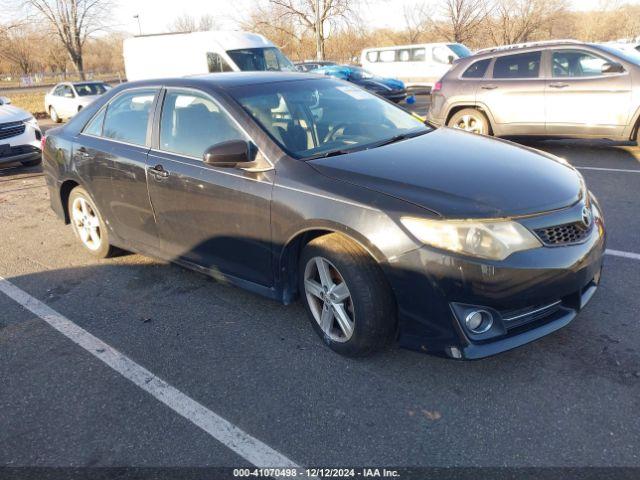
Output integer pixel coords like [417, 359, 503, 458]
[387, 202, 606, 359]
[0, 121, 42, 165]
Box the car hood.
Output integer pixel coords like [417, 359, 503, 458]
[309, 128, 583, 218]
[0, 104, 31, 123]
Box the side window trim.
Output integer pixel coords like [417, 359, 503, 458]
[151, 86, 274, 170]
[80, 87, 160, 148]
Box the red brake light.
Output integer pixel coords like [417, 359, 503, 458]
[432, 81, 442, 93]
[41, 135, 46, 151]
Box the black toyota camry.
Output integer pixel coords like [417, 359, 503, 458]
[42, 72, 605, 359]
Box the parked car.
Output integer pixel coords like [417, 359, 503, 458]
[0, 95, 42, 167]
[311, 65, 409, 103]
[361, 42, 471, 91]
[45, 81, 110, 123]
[43, 72, 605, 359]
[295, 61, 337, 72]
[427, 40, 640, 143]
[124, 31, 296, 81]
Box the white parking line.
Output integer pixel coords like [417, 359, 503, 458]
[577, 166, 640, 173]
[606, 249, 640, 261]
[0, 275, 300, 470]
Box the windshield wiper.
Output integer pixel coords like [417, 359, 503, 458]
[304, 148, 358, 160]
[373, 130, 429, 148]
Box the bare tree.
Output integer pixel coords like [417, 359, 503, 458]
[19, 0, 112, 79]
[268, 0, 360, 60]
[0, 25, 42, 75]
[435, 0, 493, 44]
[401, 1, 432, 44]
[489, 0, 568, 45]
[167, 13, 219, 32]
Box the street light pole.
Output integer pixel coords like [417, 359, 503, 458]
[315, 0, 322, 61]
[133, 14, 142, 36]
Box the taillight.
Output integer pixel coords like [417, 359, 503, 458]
[41, 135, 46, 151]
[432, 81, 443, 93]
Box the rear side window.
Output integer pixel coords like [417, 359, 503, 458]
[398, 49, 410, 62]
[83, 108, 106, 136]
[207, 52, 233, 73]
[366, 51, 379, 63]
[159, 90, 246, 159]
[102, 89, 156, 146]
[411, 48, 426, 61]
[493, 51, 541, 79]
[462, 59, 491, 78]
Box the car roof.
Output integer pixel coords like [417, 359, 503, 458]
[119, 72, 322, 90]
[470, 40, 588, 59]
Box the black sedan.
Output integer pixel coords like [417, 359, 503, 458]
[42, 73, 605, 359]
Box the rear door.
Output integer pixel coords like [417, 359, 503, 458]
[545, 48, 632, 137]
[146, 88, 274, 287]
[100, 88, 160, 249]
[476, 50, 546, 135]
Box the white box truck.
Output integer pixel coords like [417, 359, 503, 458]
[123, 31, 296, 81]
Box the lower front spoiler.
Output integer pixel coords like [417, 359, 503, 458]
[454, 279, 599, 360]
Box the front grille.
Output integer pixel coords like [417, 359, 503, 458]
[0, 121, 26, 140]
[535, 222, 591, 246]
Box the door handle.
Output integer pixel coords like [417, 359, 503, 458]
[481, 85, 498, 90]
[149, 164, 169, 178]
[549, 82, 570, 89]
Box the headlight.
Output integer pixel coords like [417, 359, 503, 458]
[401, 217, 542, 261]
[22, 116, 39, 129]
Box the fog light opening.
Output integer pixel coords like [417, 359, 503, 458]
[465, 309, 493, 334]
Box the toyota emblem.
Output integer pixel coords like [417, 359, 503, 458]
[581, 206, 592, 228]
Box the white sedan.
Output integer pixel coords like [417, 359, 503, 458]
[44, 81, 110, 123]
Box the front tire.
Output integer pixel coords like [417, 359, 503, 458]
[68, 186, 115, 258]
[299, 233, 396, 356]
[49, 106, 61, 123]
[448, 108, 490, 135]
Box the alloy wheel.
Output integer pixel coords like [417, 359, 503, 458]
[71, 197, 102, 251]
[303, 256, 355, 342]
[454, 114, 484, 134]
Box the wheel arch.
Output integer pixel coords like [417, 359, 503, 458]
[445, 103, 496, 134]
[277, 224, 388, 304]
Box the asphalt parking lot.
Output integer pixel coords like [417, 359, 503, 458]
[1, 111, 639, 475]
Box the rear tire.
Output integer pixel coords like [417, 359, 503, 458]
[448, 108, 491, 135]
[49, 106, 61, 123]
[299, 233, 396, 357]
[68, 186, 115, 258]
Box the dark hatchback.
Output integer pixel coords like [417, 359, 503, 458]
[42, 72, 605, 359]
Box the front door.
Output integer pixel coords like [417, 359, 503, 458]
[146, 88, 274, 287]
[545, 49, 633, 137]
[476, 50, 546, 135]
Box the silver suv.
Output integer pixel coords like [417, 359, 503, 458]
[427, 40, 640, 143]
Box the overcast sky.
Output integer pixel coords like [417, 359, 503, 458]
[115, 0, 639, 36]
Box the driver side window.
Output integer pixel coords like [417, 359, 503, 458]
[552, 50, 610, 77]
[159, 90, 247, 159]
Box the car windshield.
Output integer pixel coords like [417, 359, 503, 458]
[348, 67, 374, 80]
[74, 83, 108, 96]
[596, 44, 640, 66]
[230, 78, 430, 159]
[448, 43, 471, 58]
[226, 47, 296, 72]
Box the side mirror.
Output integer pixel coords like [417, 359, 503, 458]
[602, 61, 624, 74]
[203, 140, 256, 168]
[448, 55, 455, 64]
[0, 96, 11, 105]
